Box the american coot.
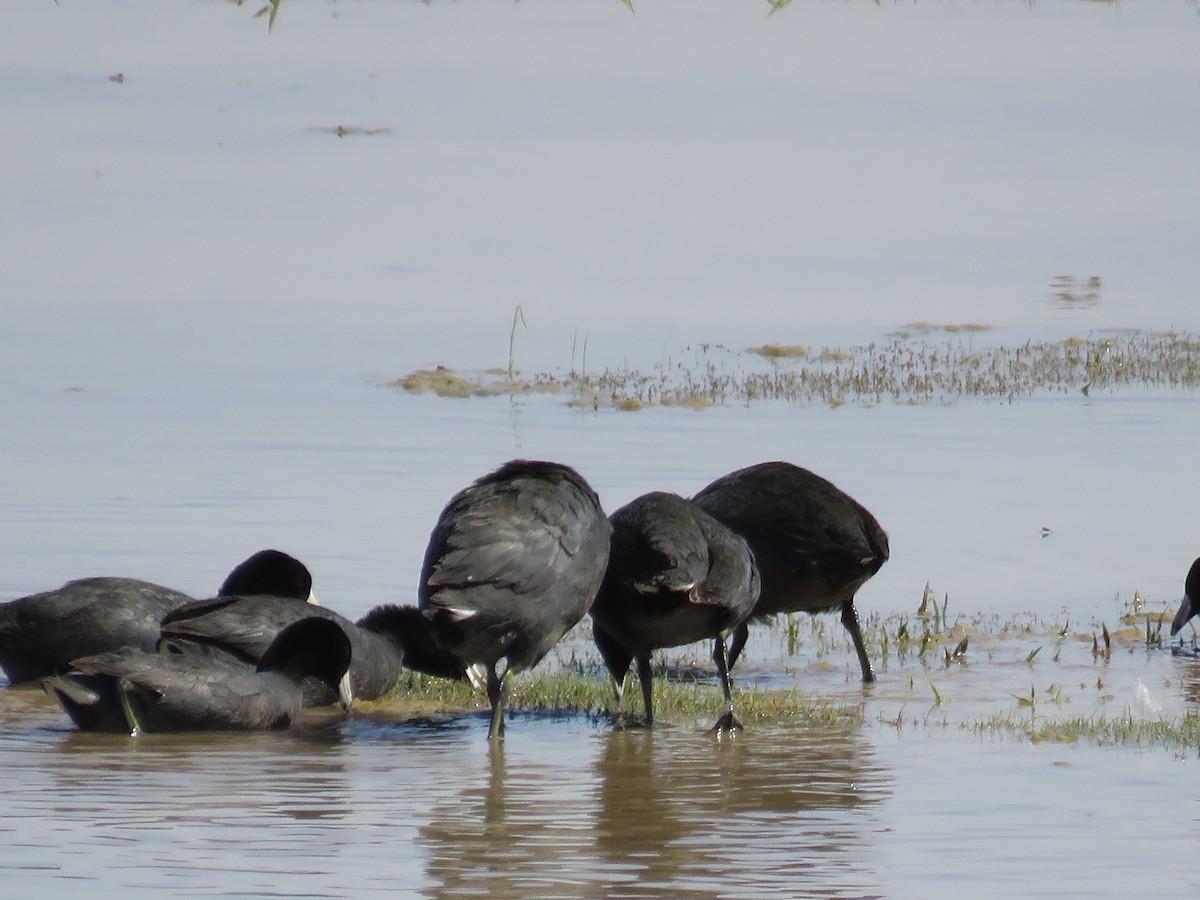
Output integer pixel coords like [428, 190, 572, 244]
[1169, 558, 1200, 637]
[218, 549, 318, 604]
[0, 549, 316, 686]
[44, 617, 353, 734]
[159, 598, 468, 705]
[693, 461, 889, 683]
[590, 492, 760, 731]
[419, 459, 612, 739]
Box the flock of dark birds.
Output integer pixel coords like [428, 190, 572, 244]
[2, 459, 1197, 741]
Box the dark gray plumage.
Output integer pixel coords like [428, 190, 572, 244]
[218, 549, 317, 603]
[693, 461, 889, 683]
[0, 549, 314, 686]
[44, 617, 353, 734]
[1169, 557, 1200, 637]
[419, 459, 612, 739]
[159, 598, 466, 704]
[590, 492, 760, 731]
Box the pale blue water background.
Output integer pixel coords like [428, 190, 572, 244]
[2, 1, 1199, 896]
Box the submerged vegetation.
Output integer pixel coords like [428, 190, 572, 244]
[367, 668, 858, 730]
[973, 710, 1200, 754]
[364, 586, 1200, 754]
[392, 328, 1200, 410]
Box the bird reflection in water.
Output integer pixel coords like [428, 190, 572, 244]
[417, 720, 892, 898]
[593, 725, 892, 898]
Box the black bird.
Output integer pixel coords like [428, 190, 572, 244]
[44, 617, 353, 734]
[1169, 557, 1200, 637]
[160, 598, 467, 704]
[693, 461, 889, 683]
[419, 459, 612, 739]
[218, 549, 318, 604]
[0, 549, 315, 685]
[590, 492, 760, 731]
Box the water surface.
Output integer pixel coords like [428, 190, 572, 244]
[2, 1, 1199, 897]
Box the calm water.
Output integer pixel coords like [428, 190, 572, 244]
[3, 0, 1200, 897]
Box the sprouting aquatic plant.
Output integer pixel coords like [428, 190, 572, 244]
[570, 330, 590, 378]
[917, 581, 934, 617]
[928, 679, 946, 707]
[785, 612, 801, 655]
[895, 618, 910, 660]
[944, 636, 968, 666]
[1011, 685, 1039, 719]
[915, 582, 952, 631]
[918, 629, 934, 661]
[1146, 616, 1163, 648]
[246, 0, 282, 31]
[390, 329, 1200, 411]
[508, 304, 527, 380]
[379, 668, 857, 728]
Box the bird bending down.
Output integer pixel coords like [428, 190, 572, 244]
[1169, 557, 1200, 638]
[693, 461, 888, 683]
[44, 617, 353, 734]
[590, 491, 759, 732]
[159, 598, 468, 705]
[0, 549, 315, 686]
[419, 460, 611, 739]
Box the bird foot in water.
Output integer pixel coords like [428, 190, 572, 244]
[611, 711, 652, 731]
[711, 708, 743, 734]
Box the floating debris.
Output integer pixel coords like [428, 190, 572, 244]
[1048, 274, 1102, 309]
[313, 125, 392, 138]
[750, 343, 809, 359]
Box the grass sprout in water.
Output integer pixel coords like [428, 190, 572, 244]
[361, 668, 859, 730]
[390, 329, 1200, 409]
[357, 587, 1200, 754]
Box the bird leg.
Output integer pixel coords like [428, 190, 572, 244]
[841, 600, 876, 684]
[636, 654, 655, 726]
[486, 664, 509, 740]
[711, 635, 742, 733]
[725, 621, 750, 673]
[117, 678, 142, 738]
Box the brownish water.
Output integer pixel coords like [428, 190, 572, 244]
[3, 645, 1196, 898]
[3, 686, 893, 897]
[4, 0, 1200, 896]
[3, 380, 1198, 898]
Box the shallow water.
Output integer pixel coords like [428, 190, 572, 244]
[3, 670, 1197, 898]
[3, 0, 1200, 897]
